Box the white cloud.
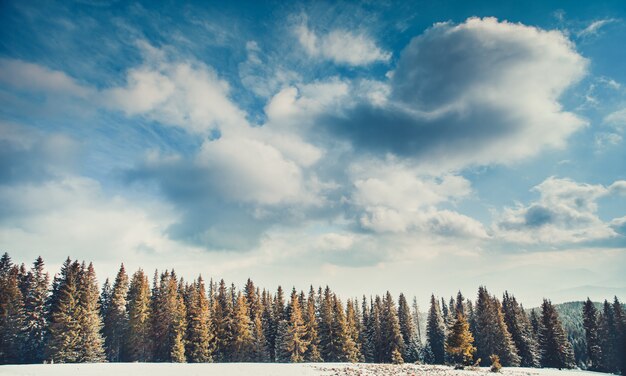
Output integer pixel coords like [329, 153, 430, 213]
[577, 18, 618, 38]
[0, 58, 92, 98]
[494, 177, 626, 244]
[604, 108, 626, 130]
[295, 23, 390, 66]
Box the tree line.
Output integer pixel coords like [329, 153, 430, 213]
[0, 253, 624, 374]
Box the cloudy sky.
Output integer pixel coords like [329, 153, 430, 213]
[1, 0, 625, 307]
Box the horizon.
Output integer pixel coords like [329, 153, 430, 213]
[1, 0, 625, 311]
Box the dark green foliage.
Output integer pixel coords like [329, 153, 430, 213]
[0, 254, 26, 364]
[150, 270, 186, 362]
[426, 294, 446, 364]
[398, 293, 420, 363]
[582, 298, 602, 370]
[502, 292, 539, 367]
[538, 299, 575, 369]
[380, 292, 403, 364]
[184, 276, 212, 362]
[102, 264, 129, 362]
[21, 257, 49, 364]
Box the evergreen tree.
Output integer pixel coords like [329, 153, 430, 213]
[230, 292, 254, 361]
[261, 289, 275, 361]
[151, 270, 186, 362]
[612, 297, 626, 376]
[317, 286, 334, 361]
[582, 298, 602, 371]
[502, 292, 539, 367]
[185, 276, 212, 362]
[0, 255, 26, 364]
[474, 287, 520, 366]
[304, 286, 322, 362]
[22, 256, 49, 364]
[380, 292, 404, 364]
[46, 259, 82, 363]
[445, 312, 476, 366]
[98, 278, 112, 319]
[538, 299, 575, 369]
[212, 279, 233, 362]
[332, 294, 359, 362]
[77, 262, 106, 362]
[276, 290, 309, 362]
[360, 296, 374, 362]
[398, 293, 420, 363]
[346, 299, 362, 362]
[426, 294, 446, 364]
[127, 269, 152, 362]
[102, 264, 129, 362]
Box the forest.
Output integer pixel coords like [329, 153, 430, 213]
[0, 253, 624, 374]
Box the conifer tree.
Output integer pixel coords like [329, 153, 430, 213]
[398, 293, 420, 363]
[360, 296, 374, 362]
[411, 297, 423, 346]
[102, 264, 129, 362]
[332, 294, 359, 362]
[304, 286, 322, 362]
[538, 299, 575, 369]
[426, 294, 446, 364]
[612, 297, 626, 376]
[380, 292, 404, 364]
[317, 286, 334, 361]
[276, 290, 309, 362]
[21, 256, 49, 364]
[185, 276, 212, 362]
[346, 299, 362, 362]
[46, 259, 82, 363]
[151, 270, 186, 362]
[212, 279, 233, 361]
[502, 292, 539, 367]
[127, 269, 152, 362]
[0, 256, 26, 364]
[261, 289, 275, 361]
[474, 287, 520, 366]
[98, 278, 112, 319]
[582, 298, 602, 371]
[445, 312, 476, 366]
[77, 262, 106, 362]
[230, 292, 254, 361]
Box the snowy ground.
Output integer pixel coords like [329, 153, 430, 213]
[0, 363, 614, 376]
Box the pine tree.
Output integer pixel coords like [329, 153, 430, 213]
[261, 289, 275, 361]
[332, 294, 359, 362]
[22, 256, 49, 364]
[426, 294, 446, 364]
[185, 276, 212, 362]
[151, 270, 186, 362]
[276, 290, 309, 362]
[502, 292, 539, 367]
[127, 269, 152, 362]
[445, 312, 476, 366]
[612, 297, 626, 376]
[304, 286, 322, 362]
[380, 292, 403, 364]
[360, 296, 374, 362]
[98, 278, 112, 319]
[230, 292, 254, 361]
[102, 264, 129, 362]
[582, 298, 602, 371]
[77, 262, 106, 362]
[0, 255, 26, 364]
[474, 287, 520, 366]
[398, 293, 420, 363]
[317, 286, 334, 361]
[46, 259, 82, 363]
[212, 279, 233, 362]
[346, 299, 362, 362]
[538, 299, 575, 369]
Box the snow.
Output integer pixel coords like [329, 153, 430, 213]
[0, 363, 614, 376]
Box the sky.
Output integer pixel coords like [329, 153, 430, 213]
[1, 0, 625, 308]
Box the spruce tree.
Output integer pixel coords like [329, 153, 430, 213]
[212, 279, 233, 361]
[0, 257, 26, 364]
[317, 286, 334, 361]
[261, 289, 275, 361]
[150, 270, 186, 362]
[46, 259, 82, 363]
[346, 299, 362, 362]
[304, 286, 322, 362]
[102, 264, 129, 362]
[474, 287, 520, 366]
[445, 312, 476, 366]
[582, 298, 602, 371]
[331, 294, 359, 362]
[502, 292, 539, 367]
[612, 297, 626, 376]
[185, 276, 212, 362]
[426, 294, 446, 364]
[538, 299, 575, 369]
[277, 290, 309, 362]
[77, 262, 106, 362]
[360, 296, 374, 362]
[380, 292, 404, 364]
[398, 293, 420, 363]
[230, 292, 254, 361]
[127, 269, 152, 362]
[98, 278, 112, 319]
[22, 256, 49, 364]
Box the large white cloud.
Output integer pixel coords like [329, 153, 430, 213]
[495, 177, 626, 244]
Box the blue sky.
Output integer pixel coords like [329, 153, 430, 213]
[1, 0, 625, 307]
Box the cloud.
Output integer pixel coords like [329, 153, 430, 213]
[321, 17, 588, 170]
[577, 18, 618, 38]
[295, 22, 391, 66]
[604, 108, 626, 130]
[494, 177, 626, 244]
